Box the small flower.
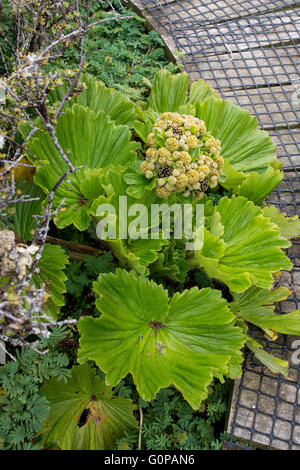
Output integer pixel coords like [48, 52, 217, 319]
[186, 135, 198, 149]
[147, 162, 155, 171]
[176, 173, 189, 186]
[165, 137, 179, 152]
[194, 191, 204, 201]
[183, 119, 193, 130]
[187, 169, 199, 184]
[165, 183, 174, 191]
[205, 156, 214, 167]
[165, 129, 174, 138]
[171, 114, 183, 126]
[210, 168, 219, 177]
[158, 155, 167, 165]
[174, 184, 183, 193]
[157, 178, 166, 186]
[158, 147, 171, 159]
[199, 179, 210, 192]
[197, 120, 207, 136]
[180, 151, 192, 165]
[146, 148, 158, 160]
[147, 132, 156, 146]
[156, 186, 171, 198]
[140, 161, 148, 174]
[157, 165, 173, 178]
[198, 165, 210, 177]
[162, 112, 173, 120]
[168, 175, 177, 185]
[155, 119, 167, 129]
[145, 170, 154, 179]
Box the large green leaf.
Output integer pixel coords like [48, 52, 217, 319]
[26, 104, 139, 229]
[195, 97, 277, 173]
[148, 70, 189, 113]
[190, 196, 292, 292]
[194, 96, 279, 194]
[78, 269, 245, 409]
[231, 286, 300, 336]
[148, 70, 217, 113]
[51, 168, 106, 231]
[188, 78, 219, 104]
[236, 162, 283, 205]
[27, 104, 139, 189]
[32, 244, 68, 318]
[40, 364, 137, 450]
[262, 205, 300, 240]
[49, 73, 139, 127]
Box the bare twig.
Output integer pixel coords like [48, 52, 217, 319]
[0, 0, 132, 354]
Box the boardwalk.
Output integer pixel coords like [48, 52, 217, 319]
[129, 0, 300, 449]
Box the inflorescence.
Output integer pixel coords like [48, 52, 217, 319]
[140, 112, 224, 199]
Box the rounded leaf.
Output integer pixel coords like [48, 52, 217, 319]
[40, 364, 137, 450]
[192, 196, 292, 292]
[78, 269, 245, 409]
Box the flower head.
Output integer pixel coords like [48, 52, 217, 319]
[141, 112, 224, 198]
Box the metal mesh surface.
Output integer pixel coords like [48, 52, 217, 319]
[139, 0, 300, 449]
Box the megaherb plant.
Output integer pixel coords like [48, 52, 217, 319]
[2, 69, 300, 449]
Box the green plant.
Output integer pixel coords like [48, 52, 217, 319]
[133, 70, 282, 201]
[0, 328, 70, 450]
[188, 195, 292, 292]
[114, 377, 231, 450]
[1, 0, 300, 448]
[39, 364, 137, 450]
[63, 252, 115, 319]
[50, 1, 179, 101]
[24, 103, 140, 231]
[23, 68, 300, 379]
[78, 269, 245, 408]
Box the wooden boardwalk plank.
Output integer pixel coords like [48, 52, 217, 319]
[269, 128, 300, 169]
[185, 45, 299, 89]
[267, 176, 300, 219]
[173, 10, 299, 56]
[147, 0, 297, 26]
[227, 332, 300, 450]
[221, 84, 299, 129]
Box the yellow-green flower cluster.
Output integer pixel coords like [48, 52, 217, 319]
[140, 112, 224, 199]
